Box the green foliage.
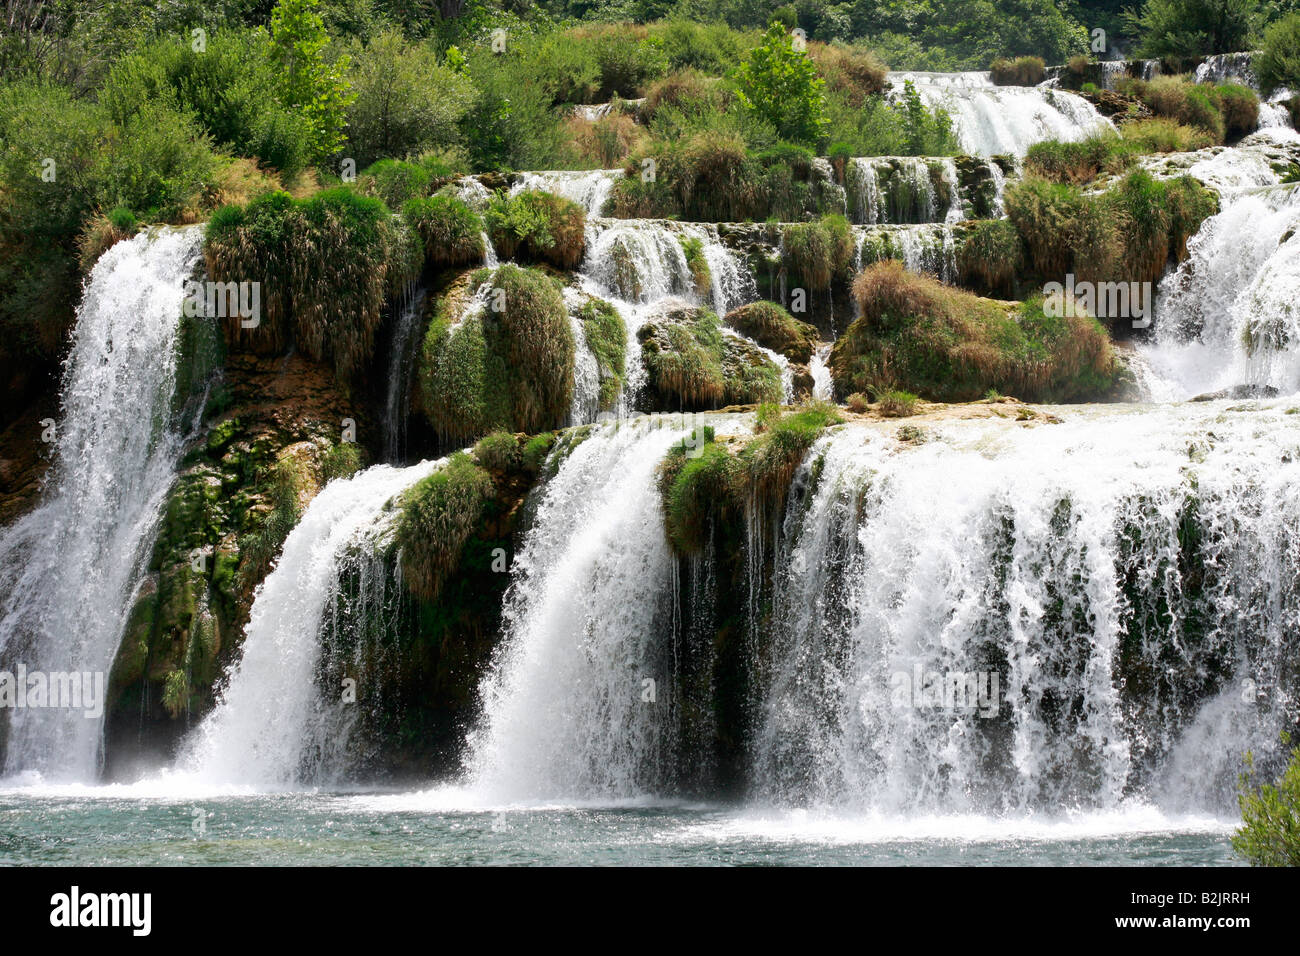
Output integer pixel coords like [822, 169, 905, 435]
[418, 264, 575, 443]
[723, 301, 820, 364]
[403, 194, 485, 267]
[238, 455, 306, 590]
[396, 452, 495, 602]
[734, 22, 828, 147]
[1025, 132, 1135, 184]
[205, 187, 420, 378]
[638, 307, 782, 410]
[783, 214, 855, 292]
[485, 189, 586, 269]
[473, 430, 522, 472]
[578, 297, 627, 411]
[1257, 14, 1300, 96]
[989, 56, 1046, 85]
[267, 0, 356, 162]
[1233, 734, 1300, 866]
[832, 261, 1118, 403]
[1127, 0, 1260, 58]
[322, 441, 363, 481]
[957, 219, 1025, 297]
[344, 28, 474, 168]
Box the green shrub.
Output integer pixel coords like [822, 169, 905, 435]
[876, 389, 919, 417]
[322, 442, 363, 481]
[344, 28, 473, 168]
[638, 309, 727, 409]
[723, 301, 820, 364]
[205, 188, 420, 378]
[418, 264, 575, 443]
[522, 432, 557, 473]
[473, 430, 522, 472]
[1232, 734, 1300, 866]
[831, 261, 1117, 403]
[783, 214, 855, 292]
[958, 219, 1025, 296]
[96, 102, 217, 220]
[485, 190, 586, 270]
[1119, 117, 1217, 153]
[809, 43, 888, 108]
[1257, 13, 1300, 97]
[1024, 132, 1134, 184]
[1210, 82, 1260, 140]
[679, 235, 712, 298]
[734, 22, 828, 147]
[359, 160, 434, 208]
[395, 452, 495, 602]
[267, 0, 355, 163]
[403, 194, 485, 267]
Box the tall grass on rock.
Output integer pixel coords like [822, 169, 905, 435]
[723, 301, 820, 364]
[204, 188, 420, 378]
[417, 264, 575, 443]
[395, 452, 495, 603]
[485, 190, 586, 270]
[830, 261, 1118, 403]
[403, 194, 485, 267]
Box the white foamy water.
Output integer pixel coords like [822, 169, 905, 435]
[891, 71, 1115, 157]
[176, 459, 441, 787]
[0, 227, 203, 780]
[511, 169, 622, 216]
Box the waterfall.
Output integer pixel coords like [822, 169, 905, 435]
[176, 459, 440, 787]
[0, 227, 204, 781]
[892, 71, 1115, 157]
[563, 288, 603, 425]
[466, 419, 695, 802]
[856, 223, 958, 282]
[381, 285, 427, 464]
[755, 406, 1299, 814]
[846, 158, 967, 224]
[809, 345, 833, 401]
[1139, 134, 1300, 398]
[511, 170, 623, 216]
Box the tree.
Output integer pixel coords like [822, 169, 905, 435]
[1127, 0, 1260, 58]
[733, 21, 827, 147]
[1233, 734, 1300, 867]
[267, 0, 356, 162]
[1256, 13, 1300, 95]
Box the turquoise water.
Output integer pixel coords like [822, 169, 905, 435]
[0, 787, 1240, 866]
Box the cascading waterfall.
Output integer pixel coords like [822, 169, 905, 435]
[0, 227, 204, 781]
[1140, 134, 1300, 398]
[511, 170, 623, 216]
[892, 71, 1115, 156]
[466, 420, 695, 802]
[756, 407, 1300, 814]
[381, 285, 427, 464]
[809, 345, 833, 401]
[856, 223, 958, 282]
[176, 459, 440, 787]
[846, 157, 967, 224]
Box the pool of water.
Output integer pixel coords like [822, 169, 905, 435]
[0, 786, 1241, 866]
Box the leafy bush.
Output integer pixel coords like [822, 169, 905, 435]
[1128, 0, 1256, 59]
[473, 430, 522, 472]
[1233, 734, 1300, 866]
[403, 194, 485, 267]
[267, 0, 355, 163]
[1257, 13, 1300, 96]
[990, 55, 1046, 85]
[734, 22, 828, 147]
[485, 189, 586, 269]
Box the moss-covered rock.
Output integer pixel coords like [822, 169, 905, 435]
[395, 452, 495, 602]
[575, 295, 627, 411]
[417, 264, 575, 444]
[830, 261, 1120, 403]
[485, 189, 586, 270]
[723, 301, 820, 364]
[403, 194, 486, 267]
[638, 307, 782, 411]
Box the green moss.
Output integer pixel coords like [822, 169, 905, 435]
[322, 442, 363, 481]
[403, 194, 486, 267]
[473, 430, 522, 472]
[418, 264, 575, 443]
[577, 297, 627, 411]
[679, 235, 712, 297]
[395, 452, 495, 602]
[522, 431, 558, 473]
[723, 301, 819, 364]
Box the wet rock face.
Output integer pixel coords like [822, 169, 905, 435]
[102, 352, 356, 779]
[0, 400, 56, 528]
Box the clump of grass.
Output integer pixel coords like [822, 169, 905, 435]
[522, 431, 557, 473]
[679, 235, 712, 298]
[77, 207, 138, 270]
[358, 159, 436, 208]
[783, 213, 855, 293]
[845, 391, 870, 413]
[418, 264, 575, 443]
[403, 194, 485, 267]
[876, 388, 919, 417]
[1119, 117, 1216, 153]
[808, 43, 887, 107]
[473, 430, 522, 472]
[205, 188, 420, 379]
[723, 301, 820, 364]
[395, 452, 495, 602]
[577, 297, 627, 411]
[990, 56, 1045, 86]
[831, 261, 1118, 403]
[1118, 75, 1257, 145]
[485, 189, 586, 269]
[957, 219, 1024, 296]
[639, 307, 782, 409]
[1024, 132, 1135, 184]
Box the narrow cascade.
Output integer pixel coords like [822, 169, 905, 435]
[891, 71, 1115, 156]
[511, 170, 622, 216]
[0, 227, 204, 781]
[176, 459, 440, 787]
[756, 406, 1300, 815]
[809, 344, 833, 401]
[856, 223, 958, 283]
[846, 158, 967, 224]
[563, 288, 603, 425]
[467, 419, 706, 803]
[1141, 180, 1300, 398]
[381, 285, 427, 464]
